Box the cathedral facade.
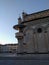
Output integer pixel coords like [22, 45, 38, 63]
[13, 9, 49, 54]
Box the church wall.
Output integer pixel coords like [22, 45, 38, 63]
[47, 27, 49, 52]
[23, 28, 35, 53]
[23, 17, 49, 53]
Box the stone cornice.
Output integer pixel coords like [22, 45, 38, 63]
[22, 9, 49, 23]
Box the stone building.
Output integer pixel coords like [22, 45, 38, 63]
[0, 44, 18, 53]
[13, 9, 49, 54]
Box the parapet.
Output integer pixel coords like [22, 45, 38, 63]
[22, 9, 49, 23]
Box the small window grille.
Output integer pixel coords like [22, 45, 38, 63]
[37, 28, 42, 33]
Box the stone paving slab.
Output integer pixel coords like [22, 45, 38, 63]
[0, 60, 49, 65]
[0, 54, 49, 65]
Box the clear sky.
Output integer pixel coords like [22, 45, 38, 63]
[0, 0, 49, 45]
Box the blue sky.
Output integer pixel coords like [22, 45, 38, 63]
[0, 0, 49, 45]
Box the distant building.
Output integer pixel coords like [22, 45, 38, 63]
[0, 43, 18, 53]
[13, 9, 49, 54]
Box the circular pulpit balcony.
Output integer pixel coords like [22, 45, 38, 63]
[13, 24, 26, 30]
